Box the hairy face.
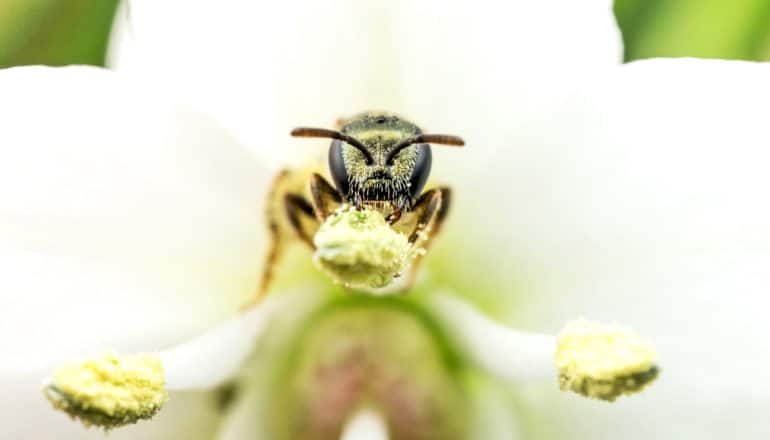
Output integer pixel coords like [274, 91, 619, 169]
[329, 112, 432, 211]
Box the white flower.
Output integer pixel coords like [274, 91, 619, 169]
[1, 1, 769, 439]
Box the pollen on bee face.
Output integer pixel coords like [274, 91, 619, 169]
[312, 206, 421, 290]
[555, 319, 659, 401]
[43, 352, 167, 429]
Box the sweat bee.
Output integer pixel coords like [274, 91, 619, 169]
[254, 111, 464, 300]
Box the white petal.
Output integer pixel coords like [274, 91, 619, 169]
[0, 66, 270, 437]
[428, 293, 555, 382]
[0, 251, 234, 364]
[464, 59, 770, 437]
[111, 1, 620, 167]
[340, 408, 389, 440]
[0, 251, 236, 439]
[528, 58, 770, 259]
[0, 66, 270, 316]
[110, 0, 403, 166]
[395, 0, 621, 143]
[466, 59, 770, 312]
[534, 252, 770, 439]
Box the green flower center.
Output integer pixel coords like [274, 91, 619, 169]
[269, 296, 469, 440]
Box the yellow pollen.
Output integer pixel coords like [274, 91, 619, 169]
[555, 319, 659, 401]
[43, 351, 167, 429]
[313, 207, 420, 289]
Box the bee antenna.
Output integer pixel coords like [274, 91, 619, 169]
[386, 134, 465, 164]
[291, 127, 374, 164]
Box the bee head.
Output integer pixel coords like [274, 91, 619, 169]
[291, 112, 464, 210]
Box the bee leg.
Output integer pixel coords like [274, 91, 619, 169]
[428, 187, 452, 237]
[404, 187, 451, 289]
[309, 173, 343, 221]
[407, 188, 443, 244]
[284, 193, 319, 249]
[386, 208, 402, 224]
[242, 170, 292, 308]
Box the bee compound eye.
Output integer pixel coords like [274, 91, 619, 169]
[409, 144, 432, 199]
[328, 139, 350, 196]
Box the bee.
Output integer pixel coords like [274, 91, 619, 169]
[254, 111, 464, 300]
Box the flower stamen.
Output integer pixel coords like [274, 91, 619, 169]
[313, 207, 421, 290]
[41, 293, 307, 430]
[430, 295, 659, 401]
[42, 352, 167, 429]
[555, 319, 659, 401]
